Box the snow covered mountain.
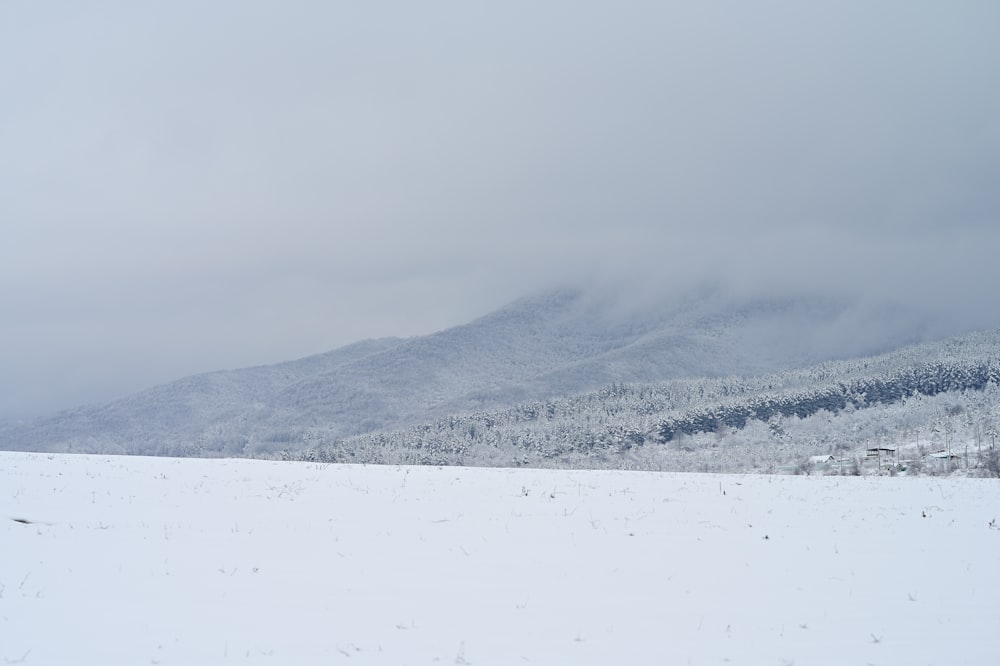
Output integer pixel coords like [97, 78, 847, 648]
[306, 329, 1000, 473]
[0, 287, 969, 457]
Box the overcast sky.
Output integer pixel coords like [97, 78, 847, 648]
[2, 1, 999, 420]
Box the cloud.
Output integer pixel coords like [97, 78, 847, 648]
[2, 1, 999, 418]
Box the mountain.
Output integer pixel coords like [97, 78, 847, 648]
[303, 329, 1000, 472]
[0, 287, 963, 457]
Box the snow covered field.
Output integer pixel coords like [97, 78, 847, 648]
[2, 452, 999, 665]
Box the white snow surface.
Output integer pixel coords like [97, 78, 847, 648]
[2, 452, 999, 665]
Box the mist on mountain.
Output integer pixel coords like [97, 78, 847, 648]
[3, 283, 992, 457]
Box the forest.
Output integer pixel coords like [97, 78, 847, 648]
[291, 331, 1000, 475]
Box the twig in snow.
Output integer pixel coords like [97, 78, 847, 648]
[3, 649, 31, 664]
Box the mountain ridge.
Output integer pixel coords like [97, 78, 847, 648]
[300, 328, 1000, 472]
[0, 288, 974, 456]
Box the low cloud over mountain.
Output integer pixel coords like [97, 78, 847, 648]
[3, 285, 986, 456]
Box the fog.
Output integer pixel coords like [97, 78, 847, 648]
[2, 2, 999, 419]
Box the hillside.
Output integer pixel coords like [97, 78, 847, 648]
[299, 330, 1000, 474]
[0, 288, 971, 457]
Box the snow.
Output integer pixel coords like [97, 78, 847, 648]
[2, 452, 999, 665]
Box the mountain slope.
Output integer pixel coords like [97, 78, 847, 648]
[0, 288, 961, 456]
[301, 329, 1000, 473]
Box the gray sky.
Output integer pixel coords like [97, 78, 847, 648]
[2, 1, 999, 420]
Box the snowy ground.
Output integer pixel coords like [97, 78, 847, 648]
[2, 452, 999, 665]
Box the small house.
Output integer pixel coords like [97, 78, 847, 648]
[926, 451, 962, 460]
